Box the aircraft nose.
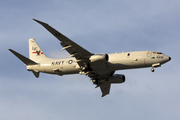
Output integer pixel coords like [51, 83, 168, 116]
[169, 57, 171, 61]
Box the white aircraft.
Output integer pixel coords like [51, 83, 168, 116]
[9, 19, 171, 97]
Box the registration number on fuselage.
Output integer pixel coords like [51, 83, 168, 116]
[156, 56, 163, 59]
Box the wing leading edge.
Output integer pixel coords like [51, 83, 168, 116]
[33, 19, 93, 60]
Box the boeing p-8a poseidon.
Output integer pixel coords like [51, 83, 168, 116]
[9, 19, 171, 97]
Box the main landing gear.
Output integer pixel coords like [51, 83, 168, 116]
[92, 80, 98, 85]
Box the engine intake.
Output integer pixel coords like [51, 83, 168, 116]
[89, 54, 109, 63]
[108, 74, 125, 84]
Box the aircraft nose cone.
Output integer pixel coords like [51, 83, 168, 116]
[169, 57, 171, 61]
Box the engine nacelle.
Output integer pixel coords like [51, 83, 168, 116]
[108, 74, 125, 84]
[89, 54, 109, 63]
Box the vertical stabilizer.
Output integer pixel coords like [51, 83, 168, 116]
[29, 38, 49, 62]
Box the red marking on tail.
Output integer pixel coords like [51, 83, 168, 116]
[32, 52, 43, 54]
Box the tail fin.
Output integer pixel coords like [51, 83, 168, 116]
[9, 49, 37, 65]
[29, 38, 49, 62]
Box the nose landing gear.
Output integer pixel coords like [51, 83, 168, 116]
[151, 67, 155, 72]
[151, 63, 161, 72]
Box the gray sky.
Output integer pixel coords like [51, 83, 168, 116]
[0, 0, 180, 120]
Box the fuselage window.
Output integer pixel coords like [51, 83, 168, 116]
[127, 53, 130, 56]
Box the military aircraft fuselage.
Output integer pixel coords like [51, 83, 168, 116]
[9, 19, 171, 97]
[27, 51, 170, 76]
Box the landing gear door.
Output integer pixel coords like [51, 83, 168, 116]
[147, 51, 152, 57]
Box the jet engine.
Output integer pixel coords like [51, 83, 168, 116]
[108, 74, 125, 84]
[89, 54, 109, 63]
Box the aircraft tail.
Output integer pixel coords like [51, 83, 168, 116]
[9, 49, 37, 65]
[9, 38, 51, 78]
[9, 49, 40, 78]
[29, 38, 50, 62]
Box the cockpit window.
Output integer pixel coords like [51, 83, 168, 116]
[157, 52, 163, 54]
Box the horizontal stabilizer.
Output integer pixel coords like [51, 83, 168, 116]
[32, 70, 40, 78]
[9, 49, 37, 65]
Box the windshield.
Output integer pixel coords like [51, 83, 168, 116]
[157, 52, 163, 54]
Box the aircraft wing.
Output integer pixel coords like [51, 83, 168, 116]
[91, 71, 115, 97]
[33, 19, 93, 60]
[33, 19, 114, 97]
[100, 82, 111, 97]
